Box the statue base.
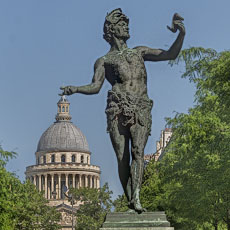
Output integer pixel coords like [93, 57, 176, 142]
[100, 212, 174, 230]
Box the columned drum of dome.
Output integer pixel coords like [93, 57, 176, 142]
[25, 96, 101, 230]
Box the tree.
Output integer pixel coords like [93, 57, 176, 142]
[12, 180, 61, 230]
[139, 48, 230, 230]
[140, 160, 164, 212]
[160, 49, 230, 230]
[0, 145, 17, 167]
[71, 183, 113, 230]
[113, 194, 129, 212]
[0, 146, 61, 230]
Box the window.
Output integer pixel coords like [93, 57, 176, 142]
[81, 155, 84, 163]
[37, 157, 40, 165]
[66, 106, 69, 112]
[72, 155, 76, 163]
[51, 154, 55, 163]
[58, 105, 61, 113]
[61, 155, 66, 163]
[88, 176, 90, 188]
[62, 106, 65, 112]
[92, 177, 95, 188]
[43, 155, 46, 164]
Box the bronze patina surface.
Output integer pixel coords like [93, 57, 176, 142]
[60, 8, 185, 213]
[100, 211, 174, 229]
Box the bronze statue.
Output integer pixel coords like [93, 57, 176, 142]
[60, 8, 185, 213]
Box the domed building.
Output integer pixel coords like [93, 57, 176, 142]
[25, 96, 101, 229]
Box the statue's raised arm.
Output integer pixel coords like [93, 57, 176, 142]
[60, 57, 105, 96]
[135, 13, 185, 62]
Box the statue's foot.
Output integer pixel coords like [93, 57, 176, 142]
[133, 201, 146, 214]
[126, 201, 136, 213]
[128, 201, 135, 210]
[126, 208, 135, 213]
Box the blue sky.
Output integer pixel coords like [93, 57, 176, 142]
[1, 0, 230, 198]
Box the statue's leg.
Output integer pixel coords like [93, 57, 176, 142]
[130, 124, 149, 212]
[109, 119, 132, 204]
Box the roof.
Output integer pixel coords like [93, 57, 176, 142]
[37, 121, 90, 153]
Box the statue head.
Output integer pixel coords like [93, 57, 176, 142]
[103, 8, 130, 45]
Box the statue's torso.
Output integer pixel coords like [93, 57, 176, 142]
[104, 48, 148, 98]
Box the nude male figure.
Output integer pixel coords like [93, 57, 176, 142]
[60, 8, 185, 213]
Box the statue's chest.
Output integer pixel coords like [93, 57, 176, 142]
[104, 49, 144, 80]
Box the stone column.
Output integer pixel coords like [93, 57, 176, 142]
[58, 174, 61, 199]
[85, 175, 88, 187]
[79, 174, 82, 188]
[35, 175, 37, 187]
[97, 177, 100, 189]
[65, 174, 68, 189]
[91, 176, 93, 188]
[39, 175, 42, 192]
[73, 174, 76, 188]
[44, 174, 48, 199]
[47, 176, 50, 199]
[51, 174, 54, 199]
[75, 174, 78, 188]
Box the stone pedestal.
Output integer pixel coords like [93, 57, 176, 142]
[100, 212, 174, 230]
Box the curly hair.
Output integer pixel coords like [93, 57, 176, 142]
[103, 8, 129, 45]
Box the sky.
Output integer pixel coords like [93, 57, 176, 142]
[1, 0, 230, 199]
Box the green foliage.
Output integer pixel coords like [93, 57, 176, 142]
[0, 146, 61, 230]
[113, 194, 129, 212]
[165, 49, 230, 230]
[0, 145, 17, 167]
[169, 47, 217, 80]
[140, 160, 164, 211]
[140, 49, 230, 230]
[71, 183, 113, 230]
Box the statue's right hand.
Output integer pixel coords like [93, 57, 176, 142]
[59, 86, 78, 96]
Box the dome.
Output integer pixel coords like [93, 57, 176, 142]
[37, 96, 90, 153]
[37, 121, 89, 153]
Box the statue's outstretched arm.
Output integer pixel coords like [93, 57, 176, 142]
[135, 13, 185, 62]
[60, 57, 105, 96]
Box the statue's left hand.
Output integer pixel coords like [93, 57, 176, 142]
[167, 13, 185, 35]
[174, 19, 185, 35]
[59, 86, 78, 96]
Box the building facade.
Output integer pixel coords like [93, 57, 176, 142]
[25, 96, 101, 229]
[155, 128, 172, 161]
[144, 128, 173, 163]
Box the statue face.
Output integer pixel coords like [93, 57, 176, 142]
[112, 20, 130, 41]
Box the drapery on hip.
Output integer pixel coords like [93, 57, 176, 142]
[105, 90, 153, 135]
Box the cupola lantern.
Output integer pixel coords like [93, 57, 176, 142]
[55, 96, 72, 122]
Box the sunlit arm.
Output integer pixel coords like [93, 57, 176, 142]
[76, 58, 105, 95]
[60, 58, 105, 96]
[76, 58, 105, 94]
[135, 29, 185, 62]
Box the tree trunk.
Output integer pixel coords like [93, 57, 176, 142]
[213, 220, 218, 230]
[226, 209, 230, 230]
[227, 222, 230, 230]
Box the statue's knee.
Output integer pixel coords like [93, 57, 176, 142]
[131, 145, 143, 157]
[116, 149, 124, 163]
